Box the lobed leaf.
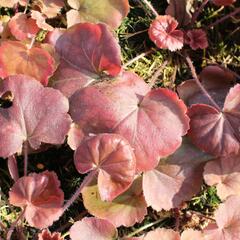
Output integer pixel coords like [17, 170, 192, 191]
[0, 75, 71, 158]
[148, 15, 184, 52]
[74, 133, 136, 201]
[9, 171, 64, 229]
[38, 229, 64, 240]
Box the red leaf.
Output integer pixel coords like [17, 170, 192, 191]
[188, 84, 240, 156]
[70, 217, 117, 240]
[54, 23, 121, 97]
[0, 40, 55, 85]
[38, 229, 63, 240]
[8, 13, 39, 41]
[149, 15, 184, 52]
[0, 75, 71, 158]
[143, 139, 209, 211]
[203, 196, 240, 239]
[178, 65, 234, 107]
[185, 29, 208, 50]
[70, 72, 189, 171]
[66, 0, 129, 29]
[82, 177, 147, 227]
[204, 155, 240, 200]
[74, 133, 136, 201]
[212, 0, 236, 6]
[9, 171, 64, 229]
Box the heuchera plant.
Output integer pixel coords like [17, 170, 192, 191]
[0, 0, 239, 239]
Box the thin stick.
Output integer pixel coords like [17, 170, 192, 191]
[6, 209, 25, 240]
[207, 7, 240, 29]
[63, 170, 97, 212]
[28, 37, 36, 49]
[149, 60, 168, 88]
[185, 55, 221, 111]
[140, 0, 159, 17]
[191, 0, 209, 24]
[23, 142, 28, 176]
[126, 218, 165, 238]
[23, 0, 29, 14]
[123, 49, 154, 68]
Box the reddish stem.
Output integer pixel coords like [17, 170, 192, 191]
[207, 7, 240, 29]
[63, 170, 97, 212]
[185, 55, 221, 111]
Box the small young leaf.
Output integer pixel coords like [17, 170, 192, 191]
[148, 15, 184, 52]
[38, 229, 63, 240]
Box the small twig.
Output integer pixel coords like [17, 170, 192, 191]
[123, 49, 154, 68]
[6, 208, 25, 240]
[23, 0, 29, 14]
[188, 210, 215, 222]
[191, 0, 209, 25]
[140, 0, 159, 17]
[207, 7, 240, 29]
[185, 55, 221, 111]
[122, 29, 148, 39]
[23, 142, 28, 176]
[126, 218, 165, 238]
[28, 37, 36, 49]
[63, 171, 97, 212]
[148, 60, 168, 88]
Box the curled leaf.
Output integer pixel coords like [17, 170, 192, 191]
[31, 10, 54, 31]
[38, 229, 64, 240]
[9, 171, 64, 229]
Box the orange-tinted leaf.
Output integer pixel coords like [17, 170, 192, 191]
[8, 13, 39, 41]
[0, 40, 55, 85]
[31, 10, 54, 31]
[38, 229, 63, 240]
[67, 0, 129, 29]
